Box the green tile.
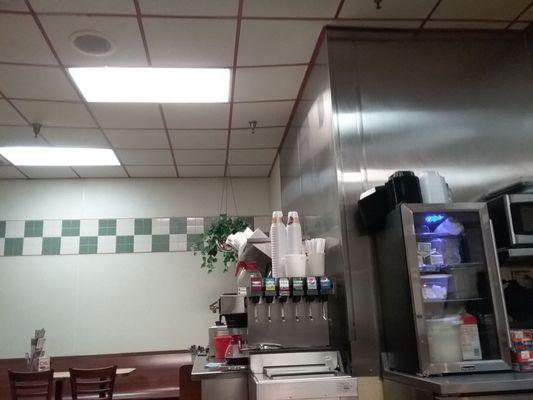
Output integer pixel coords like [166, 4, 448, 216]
[116, 235, 134, 253]
[98, 219, 116, 236]
[169, 217, 186, 234]
[135, 218, 152, 235]
[187, 234, 204, 251]
[4, 238, 23, 256]
[62, 219, 80, 236]
[79, 236, 97, 254]
[24, 220, 43, 237]
[42, 237, 61, 255]
[0, 221, 5, 238]
[152, 234, 169, 252]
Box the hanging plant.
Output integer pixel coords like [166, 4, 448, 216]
[192, 214, 250, 273]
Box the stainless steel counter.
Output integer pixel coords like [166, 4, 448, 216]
[191, 355, 248, 380]
[191, 355, 248, 400]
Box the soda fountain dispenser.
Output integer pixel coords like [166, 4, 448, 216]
[291, 277, 305, 322]
[305, 277, 319, 321]
[263, 277, 277, 323]
[319, 276, 333, 321]
[277, 277, 290, 322]
[249, 277, 263, 323]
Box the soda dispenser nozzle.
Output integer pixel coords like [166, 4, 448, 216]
[305, 277, 319, 321]
[290, 277, 305, 323]
[277, 277, 290, 322]
[249, 277, 264, 323]
[263, 277, 277, 323]
[318, 276, 333, 321]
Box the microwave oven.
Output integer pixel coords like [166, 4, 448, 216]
[487, 194, 533, 249]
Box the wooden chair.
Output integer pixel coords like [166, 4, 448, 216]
[69, 366, 117, 400]
[8, 370, 54, 400]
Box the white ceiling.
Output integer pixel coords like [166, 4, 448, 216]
[0, 0, 531, 179]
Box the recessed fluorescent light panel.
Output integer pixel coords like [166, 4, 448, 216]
[0, 147, 120, 166]
[68, 67, 230, 103]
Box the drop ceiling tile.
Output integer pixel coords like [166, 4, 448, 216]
[234, 66, 306, 102]
[39, 15, 147, 67]
[230, 127, 283, 149]
[0, 166, 26, 179]
[0, 126, 48, 146]
[173, 149, 226, 165]
[143, 18, 236, 67]
[238, 20, 324, 66]
[331, 19, 421, 29]
[126, 165, 177, 177]
[177, 165, 225, 177]
[509, 22, 530, 29]
[139, 0, 239, 16]
[41, 127, 109, 148]
[244, 0, 339, 18]
[232, 101, 293, 128]
[0, 65, 78, 101]
[11, 100, 96, 128]
[520, 5, 533, 19]
[228, 149, 277, 165]
[432, 0, 531, 21]
[90, 104, 163, 129]
[0, 15, 56, 65]
[29, 0, 135, 13]
[162, 104, 230, 129]
[105, 129, 169, 149]
[340, 0, 436, 19]
[115, 149, 173, 165]
[424, 20, 508, 29]
[227, 165, 270, 177]
[169, 130, 227, 149]
[73, 166, 128, 178]
[0, 0, 27, 11]
[0, 100, 28, 125]
[18, 166, 78, 179]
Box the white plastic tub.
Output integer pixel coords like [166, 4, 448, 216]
[426, 316, 462, 363]
[421, 274, 451, 300]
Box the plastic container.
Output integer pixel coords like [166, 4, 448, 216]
[442, 264, 481, 300]
[426, 316, 462, 363]
[286, 211, 303, 254]
[307, 253, 325, 276]
[431, 237, 462, 265]
[214, 335, 232, 360]
[285, 254, 307, 277]
[235, 261, 262, 295]
[270, 211, 287, 278]
[419, 171, 452, 204]
[421, 274, 451, 300]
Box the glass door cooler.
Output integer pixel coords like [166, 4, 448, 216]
[375, 203, 511, 376]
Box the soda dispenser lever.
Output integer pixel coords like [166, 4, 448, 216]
[305, 277, 319, 321]
[319, 276, 333, 321]
[277, 277, 290, 322]
[263, 277, 277, 323]
[291, 277, 305, 322]
[249, 277, 263, 323]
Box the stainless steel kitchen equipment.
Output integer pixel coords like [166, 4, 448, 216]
[375, 203, 511, 376]
[248, 350, 357, 400]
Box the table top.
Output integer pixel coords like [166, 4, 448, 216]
[53, 367, 135, 380]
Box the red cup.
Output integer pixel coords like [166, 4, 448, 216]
[214, 335, 232, 360]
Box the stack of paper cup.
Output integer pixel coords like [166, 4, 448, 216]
[270, 211, 287, 278]
[286, 211, 303, 254]
[419, 171, 452, 204]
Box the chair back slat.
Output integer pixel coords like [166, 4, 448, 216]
[69, 366, 117, 400]
[8, 370, 54, 400]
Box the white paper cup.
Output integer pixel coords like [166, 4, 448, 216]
[307, 253, 325, 276]
[285, 254, 306, 277]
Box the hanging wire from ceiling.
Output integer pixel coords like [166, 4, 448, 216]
[374, 0, 382, 10]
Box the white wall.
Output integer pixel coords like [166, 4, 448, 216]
[0, 178, 271, 358]
[269, 156, 282, 211]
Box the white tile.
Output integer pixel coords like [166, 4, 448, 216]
[39, 15, 147, 67]
[12, 100, 96, 128]
[0, 100, 28, 126]
[0, 166, 26, 179]
[116, 219, 135, 236]
[139, 0, 239, 16]
[80, 219, 98, 236]
[60, 236, 80, 255]
[340, 0, 436, 19]
[230, 127, 283, 149]
[0, 15, 56, 65]
[169, 130, 227, 149]
[30, 0, 135, 13]
[18, 167, 79, 179]
[97, 236, 116, 254]
[424, 21, 508, 30]
[23, 237, 43, 256]
[169, 234, 187, 252]
[238, 20, 323, 66]
[152, 218, 170, 234]
[177, 165, 225, 177]
[173, 149, 226, 165]
[41, 127, 110, 148]
[90, 104, 163, 129]
[0, 126, 49, 147]
[244, 0, 339, 17]
[229, 149, 277, 165]
[0, 65, 79, 101]
[105, 129, 169, 149]
[73, 166, 128, 178]
[0, 238, 4, 256]
[116, 149, 174, 165]
[185, 217, 204, 234]
[330, 19, 421, 29]
[134, 235, 152, 253]
[5, 221, 24, 238]
[227, 165, 271, 177]
[143, 18, 236, 67]
[43, 220, 62, 237]
[232, 101, 293, 128]
[0, 0, 27, 11]
[126, 165, 177, 178]
[234, 66, 306, 102]
[432, 0, 531, 21]
[162, 104, 230, 129]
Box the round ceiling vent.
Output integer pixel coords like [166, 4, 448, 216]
[70, 31, 115, 57]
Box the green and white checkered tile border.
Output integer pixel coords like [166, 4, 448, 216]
[0, 216, 269, 257]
